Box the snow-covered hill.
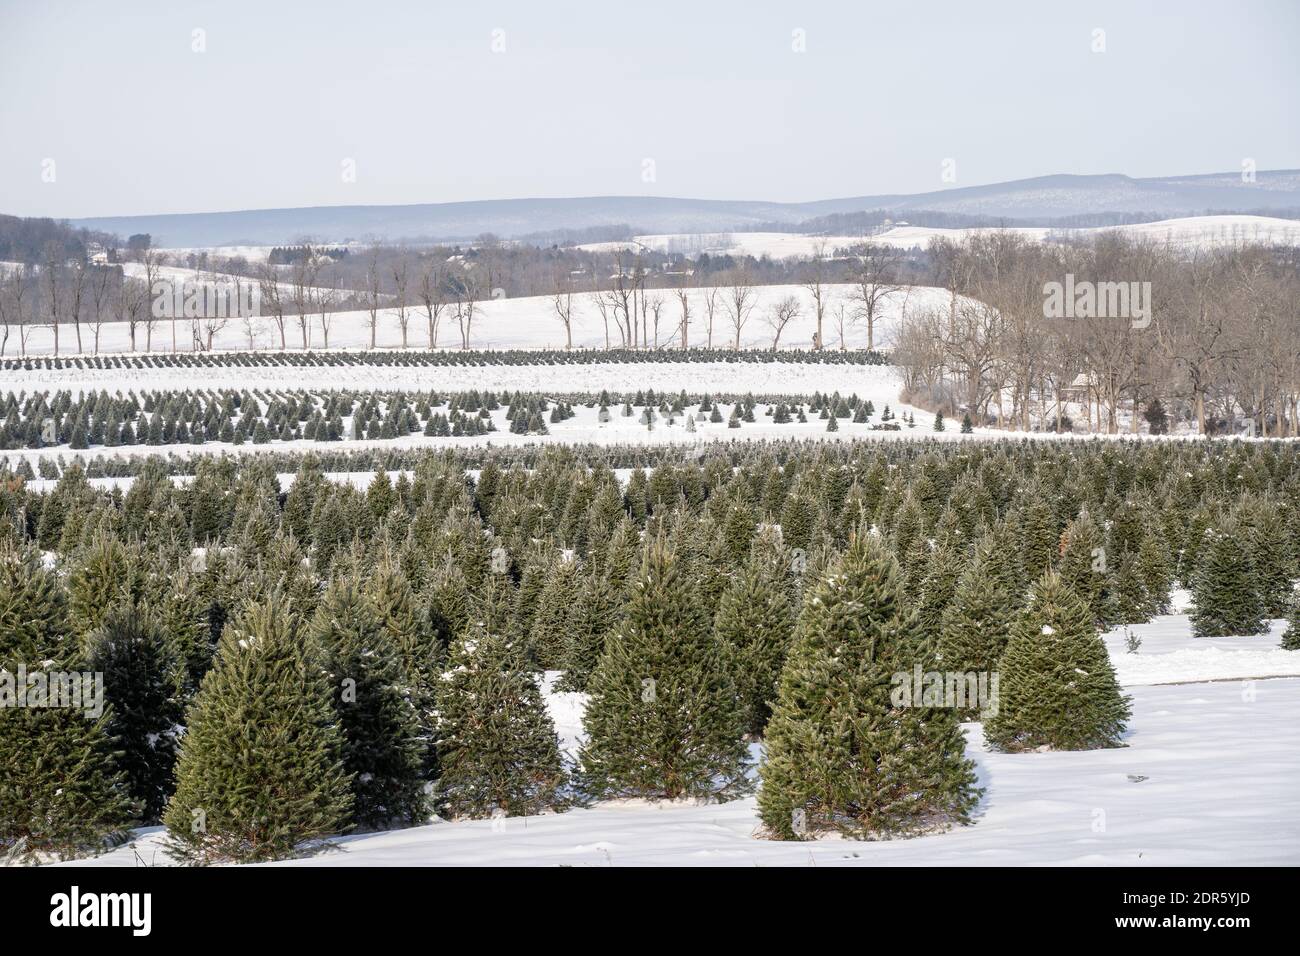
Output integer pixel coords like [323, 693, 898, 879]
[580, 215, 1300, 260]
[0, 283, 952, 356]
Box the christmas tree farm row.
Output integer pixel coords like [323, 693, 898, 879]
[3, 438, 1298, 863]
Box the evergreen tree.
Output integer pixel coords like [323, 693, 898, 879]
[712, 548, 795, 736]
[164, 596, 353, 864]
[914, 539, 965, 638]
[0, 547, 134, 861]
[84, 606, 181, 823]
[935, 538, 1020, 715]
[985, 571, 1130, 752]
[580, 539, 749, 800]
[1189, 519, 1268, 637]
[1110, 550, 1152, 625]
[528, 555, 581, 670]
[157, 565, 212, 702]
[1058, 509, 1115, 626]
[311, 579, 426, 829]
[758, 533, 978, 840]
[1239, 498, 1294, 617]
[556, 570, 621, 693]
[435, 626, 568, 818]
[1281, 596, 1300, 651]
[1136, 521, 1174, 616]
[67, 533, 147, 642]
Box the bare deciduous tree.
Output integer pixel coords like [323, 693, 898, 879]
[802, 241, 830, 350]
[702, 286, 720, 350]
[418, 257, 446, 349]
[851, 243, 901, 351]
[449, 266, 481, 349]
[390, 251, 411, 348]
[673, 272, 692, 349]
[87, 264, 116, 355]
[552, 272, 576, 349]
[724, 266, 756, 350]
[364, 251, 382, 349]
[765, 294, 801, 350]
[291, 250, 320, 349]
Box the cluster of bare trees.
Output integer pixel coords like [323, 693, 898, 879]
[585, 249, 676, 350]
[892, 233, 1300, 436]
[0, 242, 160, 357]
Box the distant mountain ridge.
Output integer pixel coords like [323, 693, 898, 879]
[66, 169, 1300, 248]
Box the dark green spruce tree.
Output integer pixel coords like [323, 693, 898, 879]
[164, 595, 353, 864]
[311, 578, 426, 830]
[580, 538, 749, 800]
[1281, 595, 1300, 651]
[935, 537, 1020, 716]
[985, 571, 1130, 752]
[0, 547, 134, 861]
[712, 546, 796, 737]
[434, 626, 568, 818]
[758, 532, 978, 840]
[1189, 519, 1268, 638]
[556, 569, 621, 693]
[84, 605, 182, 823]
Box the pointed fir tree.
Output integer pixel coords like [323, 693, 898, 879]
[163, 595, 353, 864]
[0, 547, 134, 861]
[935, 538, 1020, 716]
[84, 605, 182, 823]
[67, 533, 148, 644]
[1136, 521, 1174, 616]
[528, 555, 581, 670]
[1239, 497, 1294, 618]
[580, 538, 749, 800]
[365, 555, 440, 774]
[914, 538, 966, 639]
[1189, 518, 1268, 638]
[1110, 549, 1152, 625]
[434, 626, 568, 818]
[556, 569, 621, 693]
[712, 547, 796, 737]
[758, 532, 978, 840]
[1057, 509, 1116, 627]
[985, 571, 1129, 752]
[1281, 595, 1300, 651]
[310, 579, 426, 830]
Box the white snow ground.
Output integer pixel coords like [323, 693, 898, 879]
[0, 357, 909, 399]
[59, 622, 1300, 867]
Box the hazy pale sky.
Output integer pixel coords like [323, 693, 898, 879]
[2, 0, 1297, 218]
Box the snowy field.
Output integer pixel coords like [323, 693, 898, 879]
[63, 621, 1300, 867]
[578, 216, 1300, 259]
[578, 232, 881, 259]
[0, 394, 939, 474]
[0, 283, 952, 356]
[869, 215, 1300, 252]
[0, 356, 904, 398]
[3, 388, 1216, 477]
